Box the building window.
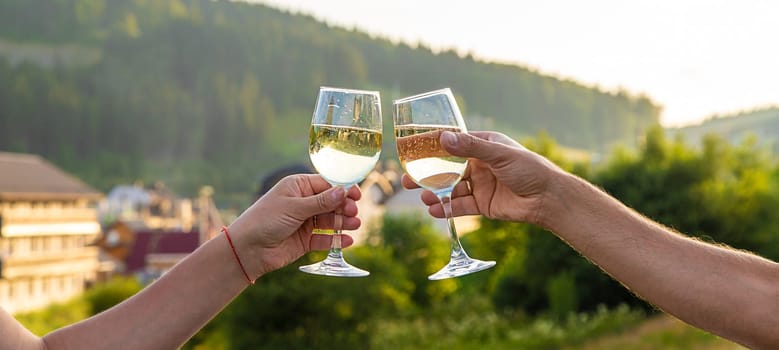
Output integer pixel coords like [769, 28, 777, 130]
[11, 238, 23, 255]
[18, 238, 30, 255]
[31, 237, 40, 253]
[0, 239, 9, 255]
[32, 278, 40, 297]
[0, 282, 7, 301]
[51, 236, 62, 251]
[74, 236, 82, 249]
[16, 280, 25, 296]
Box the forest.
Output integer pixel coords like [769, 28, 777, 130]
[0, 0, 659, 197]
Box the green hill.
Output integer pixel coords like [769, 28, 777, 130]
[0, 0, 660, 196]
[668, 107, 779, 154]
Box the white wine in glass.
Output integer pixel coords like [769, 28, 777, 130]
[300, 86, 382, 277]
[394, 88, 495, 280]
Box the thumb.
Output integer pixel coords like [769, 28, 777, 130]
[440, 131, 509, 164]
[295, 186, 347, 217]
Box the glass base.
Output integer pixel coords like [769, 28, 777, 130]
[299, 254, 370, 277]
[428, 257, 496, 280]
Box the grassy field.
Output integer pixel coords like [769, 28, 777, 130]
[571, 314, 746, 350]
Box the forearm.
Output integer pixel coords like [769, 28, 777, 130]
[540, 172, 779, 349]
[0, 309, 43, 350]
[42, 233, 250, 350]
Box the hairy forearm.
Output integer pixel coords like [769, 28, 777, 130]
[42, 234, 250, 350]
[540, 172, 779, 349]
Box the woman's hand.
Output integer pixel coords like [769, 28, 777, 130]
[228, 174, 362, 277]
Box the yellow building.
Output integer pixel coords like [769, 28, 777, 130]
[0, 152, 102, 314]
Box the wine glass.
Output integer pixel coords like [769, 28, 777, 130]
[299, 86, 382, 277]
[393, 88, 496, 280]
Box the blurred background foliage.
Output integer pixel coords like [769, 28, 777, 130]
[17, 129, 766, 348]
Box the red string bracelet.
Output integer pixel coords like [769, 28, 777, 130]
[221, 226, 255, 285]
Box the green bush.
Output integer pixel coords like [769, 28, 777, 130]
[14, 298, 91, 336]
[370, 300, 643, 350]
[480, 130, 779, 318]
[14, 276, 142, 336]
[597, 129, 779, 260]
[375, 213, 458, 306]
[84, 276, 143, 314]
[191, 214, 469, 349]
[547, 271, 578, 321]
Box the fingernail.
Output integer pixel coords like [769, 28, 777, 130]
[441, 131, 457, 147]
[331, 187, 345, 201]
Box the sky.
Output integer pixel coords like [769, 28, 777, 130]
[256, 0, 778, 127]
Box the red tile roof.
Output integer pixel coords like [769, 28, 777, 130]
[124, 231, 199, 273]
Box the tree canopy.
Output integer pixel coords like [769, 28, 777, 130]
[0, 0, 659, 197]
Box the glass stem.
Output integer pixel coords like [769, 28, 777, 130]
[328, 230, 343, 259]
[327, 186, 345, 260]
[438, 193, 469, 261]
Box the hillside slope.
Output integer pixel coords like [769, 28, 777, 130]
[0, 0, 660, 194]
[669, 107, 779, 153]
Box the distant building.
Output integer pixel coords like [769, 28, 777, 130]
[93, 220, 207, 283]
[95, 183, 223, 280]
[382, 188, 481, 236]
[256, 163, 313, 197]
[357, 161, 480, 241]
[0, 152, 102, 314]
[350, 163, 400, 243]
[124, 230, 200, 283]
[99, 182, 194, 233]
